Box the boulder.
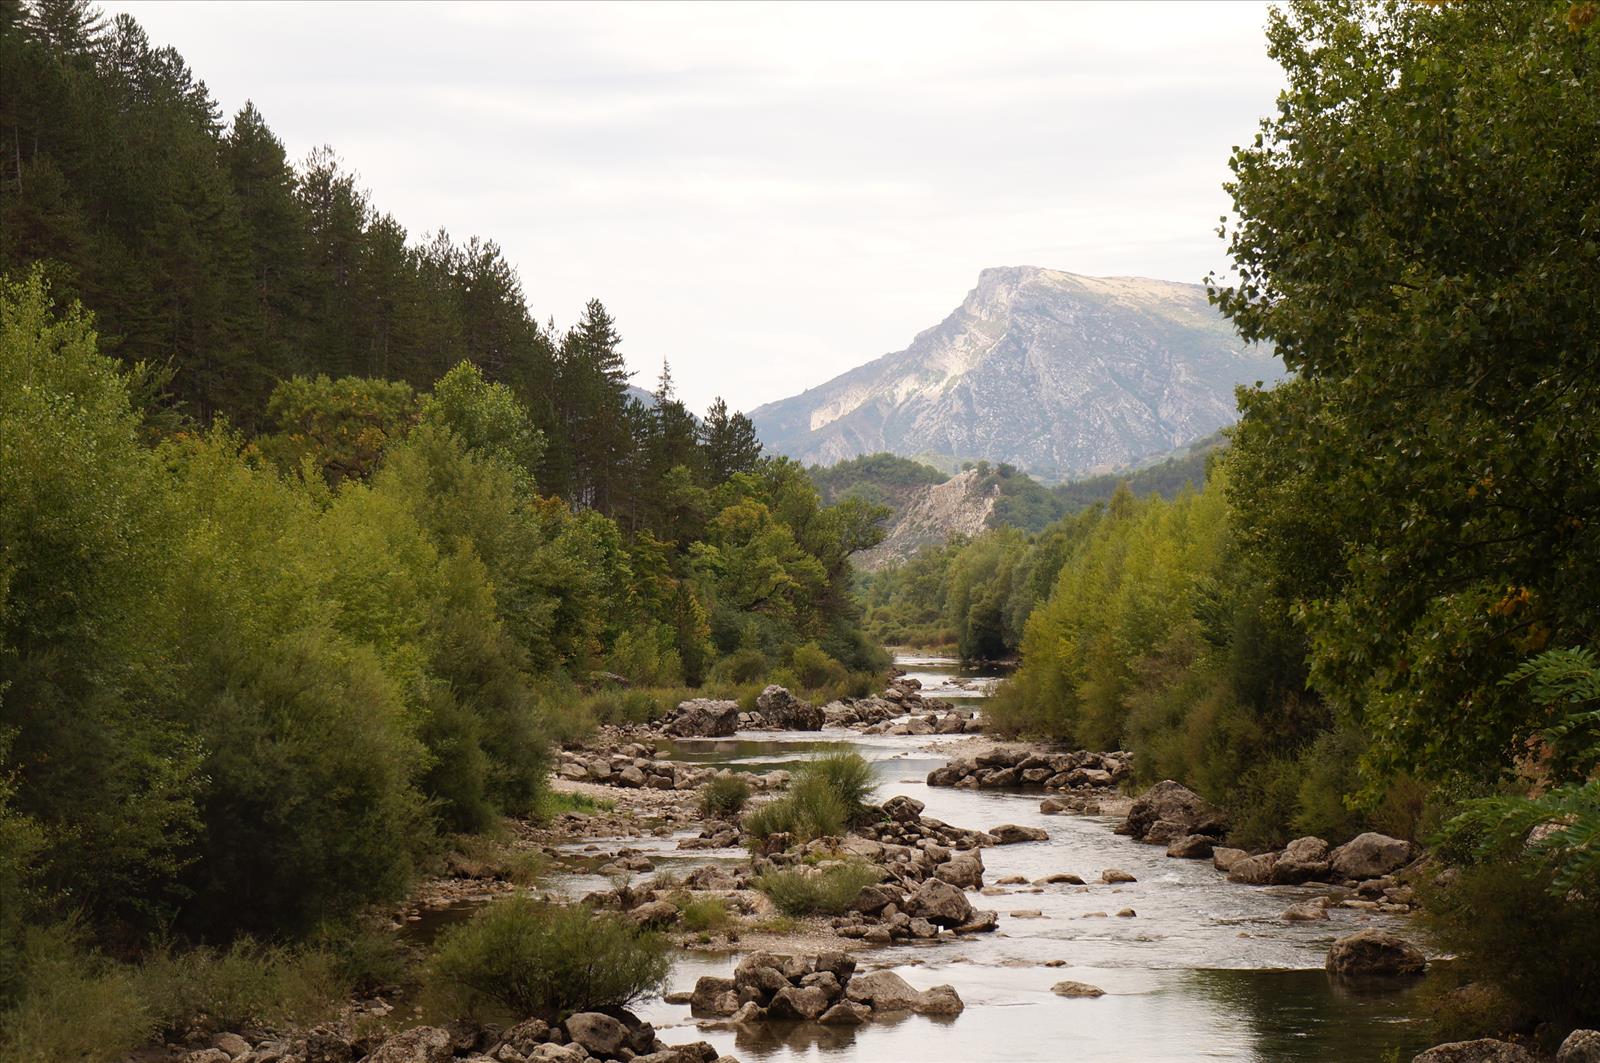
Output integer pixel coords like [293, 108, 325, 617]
[1051, 981, 1106, 998]
[1099, 868, 1136, 884]
[364, 1027, 455, 1063]
[1282, 899, 1330, 921]
[817, 1001, 870, 1025]
[846, 969, 924, 1012]
[766, 985, 832, 1021]
[1411, 1040, 1537, 1063]
[755, 685, 824, 730]
[1211, 847, 1250, 872]
[213, 1034, 251, 1060]
[882, 795, 925, 823]
[1166, 834, 1215, 859]
[1559, 1030, 1600, 1063]
[1271, 836, 1332, 885]
[666, 699, 740, 738]
[689, 976, 739, 1016]
[934, 855, 985, 890]
[499, 1019, 554, 1054]
[1039, 872, 1085, 885]
[183, 1052, 232, 1063]
[1330, 832, 1415, 880]
[917, 984, 965, 1016]
[953, 909, 999, 934]
[628, 899, 682, 929]
[527, 1046, 588, 1063]
[1326, 929, 1427, 977]
[563, 1013, 630, 1058]
[905, 878, 975, 927]
[617, 765, 648, 788]
[1039, 797, 1069, 814]
[814, 950, 857, 984]
[1121, 780, 1227, 842]
[1227, 852, 1279, 885]
[849, 883, 903, 916]
[988, 823, 1049, 844]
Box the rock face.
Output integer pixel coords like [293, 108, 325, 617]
[1412, 1040, 1537, 1063]
[664, 699, 740, 738]
[1122, 780, 1228, 843]
[1329, 832, 1415, 880]
[750, 266, 1280, 481]
[755, 685, 824, 730]
[1326, 929, 1427, 977]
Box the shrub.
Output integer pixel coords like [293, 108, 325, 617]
[700, 776, 751, 819]
[537, 791, 615, 820]
[803, 750, 875, 822]
[742, 797, 797, 843]
[0, 926, 152, 1063]
[425, 897, 670, 1022]
[710, 649, 769, 686]
[673, 895, 731, 932]
[754, 861, 882, 916]
[788, 642, 846, 692]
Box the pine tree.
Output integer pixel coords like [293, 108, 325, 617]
[700, 397, 762, 484]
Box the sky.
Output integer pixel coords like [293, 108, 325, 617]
[118, 0, 1284, 414]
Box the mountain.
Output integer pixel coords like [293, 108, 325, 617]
[751, 266, 1282, 481]
[850, 468, 998, 572]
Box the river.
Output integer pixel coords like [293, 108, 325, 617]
[573, 656, 1435, 1061]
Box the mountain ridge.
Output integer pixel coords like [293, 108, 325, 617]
[751, 266, 1282, 481]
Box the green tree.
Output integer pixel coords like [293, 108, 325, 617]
[1212, 0, 1600, 782]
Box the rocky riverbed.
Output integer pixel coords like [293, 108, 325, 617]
[153, 656, 1595, 1063]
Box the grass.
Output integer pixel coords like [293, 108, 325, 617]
[754, 861, 883, 917]
[672, 894, 732, 932]
[537, 791, 615, 819]
[742, 750, 876, 848]
[699, 775, 751, 818]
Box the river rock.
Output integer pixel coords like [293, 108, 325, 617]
[1100, 868, 1136, 883]
[1167, 834, 1215, 859]
[665, 699, 740, 737]
[1211, 846, 1249, 872]
[1052, 981, 1106, 998]
[364, 1027, 454, 1063]
[883, 795, 925, 823]
[954, 909, 1000, 933]
[629, 899, 682, 928]
[934, 854, 985, 890]
[1559, 1030, 1600, 1063]
[527, 1046, 588, 1063]
[1412, 1040, 1537, 1063]
[756, 685, 823, 730]
[1282, 899, 1330, 921]
[767, 985, 832, 1021]
[1040, 797, 1070, 814]
[1039, 872, 1085, 885]
[690, 976, 739, 1016]
[1330, 832, 1415, 880]
[1227, 852, 1279, 884]
[917, 984, 965, 1016]
[818, 1001, 871, 1025]
[849, 883, 904, 915]
[905, 878, 974, 927]
[563, 1014, 630, 1058]
[1271, 836, 1332, 884]
[1121, 780, 1228, 842]
[1326, 929, 1427, 977]
[989, 823, 1049, 844]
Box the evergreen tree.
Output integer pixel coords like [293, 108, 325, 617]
[700, 396, 762, 483]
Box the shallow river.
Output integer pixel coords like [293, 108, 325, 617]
[587, 657, 1432, 1061]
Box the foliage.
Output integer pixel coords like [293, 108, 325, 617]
[699, 775, 752, 819]
[1211, 0, 1600, 784]
[802, 751, 876, 823]
[425, 897, 670, 1022]
[672, 894, 732, 932]
[754, 861, 882, 917]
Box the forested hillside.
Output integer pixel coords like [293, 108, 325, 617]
[0, 3, 889, 1047]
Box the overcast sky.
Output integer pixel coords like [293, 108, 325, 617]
[118, 0, 1283, 414]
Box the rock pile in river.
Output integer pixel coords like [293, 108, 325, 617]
[555, 741, 789, 794]
[683, 951, 963, 1024]
[927, 746, 1130, 791]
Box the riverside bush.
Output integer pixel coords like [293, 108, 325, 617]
[699, 775, 751, 818]
[754, 861, 882, 916]
[425, 897, 670, 1022]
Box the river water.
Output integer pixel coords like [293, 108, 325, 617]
[579, 656, 1434, 1061]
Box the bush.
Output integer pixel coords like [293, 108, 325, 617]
[803, 750, 875, 822]
[700, 775, 751, 819]
[788, 642, 846, 691]
[673, 895, 731, 932]
[0, 926, 152, 1063]
[425, 897, 670, 1022]
[709, 649, 769, 686]
[754, 861, 882, 916]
